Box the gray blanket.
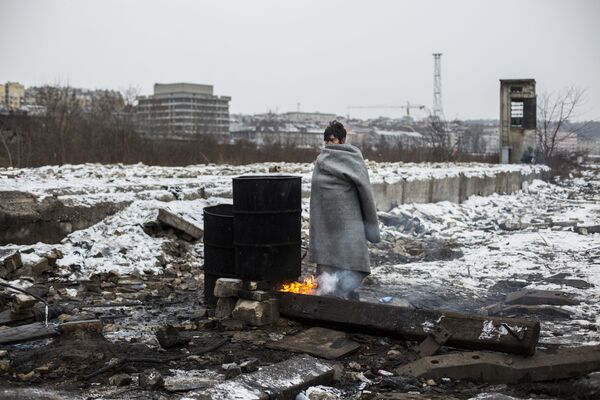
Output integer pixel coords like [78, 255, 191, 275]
[309, 144, 380, 273]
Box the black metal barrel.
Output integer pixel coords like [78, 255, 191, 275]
[233, 175, 301, 281]
[203, 204, 235, 307]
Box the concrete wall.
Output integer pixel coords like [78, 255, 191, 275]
[372, 168, 546, 211]
[402, 179, 432, 204]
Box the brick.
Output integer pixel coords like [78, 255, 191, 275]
[214, 278, 243, 298]
[232, 299, 279, 326]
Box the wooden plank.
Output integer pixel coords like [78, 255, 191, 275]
[277, 292, 540, 356]
[0, 322, 59, 345]
[396, 346, 600, 383]
[266, 327, 360, 359]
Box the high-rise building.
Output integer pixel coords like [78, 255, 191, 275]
[136, 83, 230, 138]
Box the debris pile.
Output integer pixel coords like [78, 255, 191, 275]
[213, 278, 279, 328]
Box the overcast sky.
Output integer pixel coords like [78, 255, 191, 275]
[1, 0, 598, 120]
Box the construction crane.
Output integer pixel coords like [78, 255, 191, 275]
[347, 101, 427, 122]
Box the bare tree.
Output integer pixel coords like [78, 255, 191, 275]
[423, 115, 453, 161]
[536, 86, 587, 161]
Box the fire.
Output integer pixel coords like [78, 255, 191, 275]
[279, 275, 318, 294]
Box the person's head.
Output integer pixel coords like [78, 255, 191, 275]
[324, 120, 346, 145]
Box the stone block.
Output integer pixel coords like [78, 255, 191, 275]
[214, 278, 243, 298]
[139, 368, 164, 390]
[461, 174, 486, 201]
[238, 289, 273, 302]
[507, 171, 522, 193]
[402, 179, 432, 204]
[495, 171, 508, 194]
[11, 294, 36, 313]
[371, 182, 391, 212]
[481, 174, 497, 196]
[431, 176, 460, 204]
[232, 299, 279, 326]
[215, 297, 237, 319]
[0, 250, 22, 279]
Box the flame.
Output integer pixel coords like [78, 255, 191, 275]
[279, 275, 318, 294]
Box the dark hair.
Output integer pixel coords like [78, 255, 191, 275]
[324, 120, 346, 142]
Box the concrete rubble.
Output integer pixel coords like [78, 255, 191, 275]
[0, 161, 598, 399]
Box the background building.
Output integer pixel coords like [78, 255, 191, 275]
[4, 82, 25, 110]
[136, 83, 230, 138]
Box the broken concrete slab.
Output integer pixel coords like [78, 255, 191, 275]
[232, 299, 279, 326]
[278, 292, 540, 356]
[396, 345, 600, 384]
[577, 224, 600, 234]
[185, 355, 335, 400]
[157, 208, 203, 240]
[164, 369, 224, 392]
[505, 289, 579, 306]
[0, 322, 59, 345]
[267, 327, 360, 360]
[544, 277, 593, 289]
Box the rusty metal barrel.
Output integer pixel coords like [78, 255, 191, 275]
[203, 204, 235, 307]
[233, 175, 301, 281]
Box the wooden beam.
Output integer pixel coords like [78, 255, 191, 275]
[277, 293, 540, 356]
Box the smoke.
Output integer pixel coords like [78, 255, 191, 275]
[316, 269, 363, 299]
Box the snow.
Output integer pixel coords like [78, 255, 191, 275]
[1, 161, 597, 348]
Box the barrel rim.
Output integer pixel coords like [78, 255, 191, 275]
[203, 204, 233, 218]
[233, 174, 302, 181]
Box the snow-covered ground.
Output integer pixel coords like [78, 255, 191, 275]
[1, 161, 599, 349]
[0, 161, 547, 205]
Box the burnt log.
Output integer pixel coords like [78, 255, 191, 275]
[277, 292, 540, 356]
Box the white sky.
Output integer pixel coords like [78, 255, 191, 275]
[1, 0, 598, 120]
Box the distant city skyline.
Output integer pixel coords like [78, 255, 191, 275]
[1, 0, 599, 121]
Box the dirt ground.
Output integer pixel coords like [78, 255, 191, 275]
[1, 162, 599, 399]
